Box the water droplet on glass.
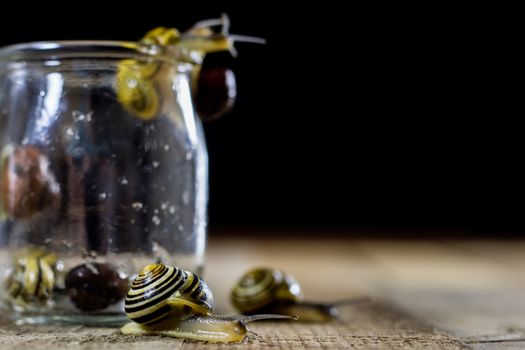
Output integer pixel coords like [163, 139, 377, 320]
[182, 191, 190, 205]
[152, 216, 161, 226]
[164, 144, 170, 151]
[152, 241, 160, 253]
[153, 161, 160, 168]
[121, 177, 128, 185]
[177, 224, 184, 231]
[169, 206, 176, 214]
[161, 202, 168, 210]
[72, 111, 85, 121]
[39, 91, 46, 97]
[99, 192, 107, 200]
[185, 151, 192, 161]
[154, 209, 159, 214]
[132, 202, 143, 211]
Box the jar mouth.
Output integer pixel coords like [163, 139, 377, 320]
[0, 40, 181, 65]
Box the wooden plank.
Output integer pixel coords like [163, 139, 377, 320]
[4, 236, 525, 349]
[350, 240, 525, 339]
[0, 303, 468, 350]
[468, 342, 525, 350]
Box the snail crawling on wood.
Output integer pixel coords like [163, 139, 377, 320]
[121, 263, 294, 343]
[231, 267, 368, 322]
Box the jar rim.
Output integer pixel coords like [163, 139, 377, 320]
[0, 40, 181, 65]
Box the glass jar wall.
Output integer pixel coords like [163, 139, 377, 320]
[0, 41, 208, 325]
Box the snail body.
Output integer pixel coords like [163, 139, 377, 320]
[232, 267, 366, 322]
[122, 314, 290, 343]
[122, 263, 293, 343]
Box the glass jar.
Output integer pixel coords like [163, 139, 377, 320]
[0, 41, 208, 325]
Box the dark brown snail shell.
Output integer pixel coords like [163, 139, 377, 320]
[195, 67, 237, 121]
[65, 263, 129, 311]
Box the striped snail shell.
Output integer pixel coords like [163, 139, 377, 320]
[5, 247, 58, 307]
[231, 267, 302, 313]
[232, 267, 368, 322]
[116, 62, 160, 121]
[121, 263, 294, 342]
[125, 263, 213, 326]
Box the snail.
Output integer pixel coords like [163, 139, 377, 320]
[65, 263, 129, 311]
[4, 247, 58, 308]
[0, 144, 60, 219]
[116, 14, 263, 121]
[194, 66, 237, 121]
[231, 267, 368, 322]
[121, 263, 294, 343]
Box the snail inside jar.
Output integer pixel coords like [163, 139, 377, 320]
[0, 14, 263, 325]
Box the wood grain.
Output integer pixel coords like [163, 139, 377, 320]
[3, 235, 525, 349]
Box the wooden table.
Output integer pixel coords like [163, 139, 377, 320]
[2, 235, 525, 349]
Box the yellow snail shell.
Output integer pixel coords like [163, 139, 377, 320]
[231, 267, 302, 313]
[232, 267, 367, 322]
[5, 247, 58, 308]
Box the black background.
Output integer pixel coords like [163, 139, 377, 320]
[0, 3, 519, 236]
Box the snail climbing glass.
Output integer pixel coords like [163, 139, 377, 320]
[0, 40, 209, 324]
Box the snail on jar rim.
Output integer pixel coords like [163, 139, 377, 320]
[121, 263, 294, 343]
[116, 14, 264, 121]
[231, 267, 368, 322]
